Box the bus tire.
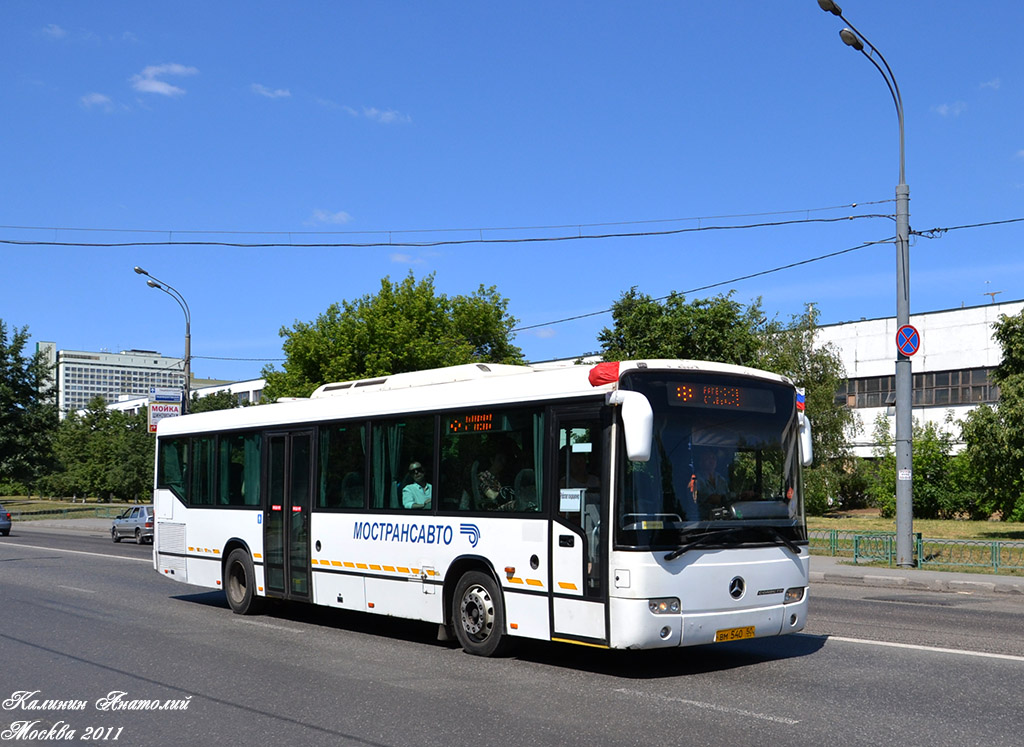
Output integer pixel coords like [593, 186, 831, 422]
[452, 571, 509, 657]
[225, 548, 263, 615]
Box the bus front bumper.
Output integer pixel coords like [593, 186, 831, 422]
[608, 593, 809, 650]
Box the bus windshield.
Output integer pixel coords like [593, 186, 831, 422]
[615, 371, 806, 550]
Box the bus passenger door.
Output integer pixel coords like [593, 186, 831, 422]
[550, 408, 608, 644]
[264, 431, 313, 602]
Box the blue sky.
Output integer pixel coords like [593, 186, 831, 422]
[3, 2, 1022, 382]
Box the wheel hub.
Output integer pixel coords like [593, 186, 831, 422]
[460, 585, 494, 638]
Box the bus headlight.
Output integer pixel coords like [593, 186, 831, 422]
[649, 597, 681, 615]
[784, 587, 805, 604]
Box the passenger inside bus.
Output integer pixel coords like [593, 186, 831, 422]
[476, 437, 518, 511]
[401, 461, 432, 510]
[691, 447, 730, 518]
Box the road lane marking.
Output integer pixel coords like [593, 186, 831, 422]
[614, 688, 800, 725]
[57, 585, 97, 593]
[0, 542, 151, 563]
[821, 635, 1024, 663]
[236, 619, 297, 632]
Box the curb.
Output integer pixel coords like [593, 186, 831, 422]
[810, 569, 1024, 596]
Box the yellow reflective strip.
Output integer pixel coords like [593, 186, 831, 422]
[509, 577, 524, 585]
[558, 582, 578, 590]
[411, 568, 420, 575]
[383, 566, 396, 572]
[526, 578, 544, 587]
[370, 564, 382, 571]
[397, 567, 410, 574]
[331, 560, 342, 567]
[253, 553, 262, 559]
[344, 562, 355, 568]
[356, 563, 368, 570]
[551, 637, 610, 649]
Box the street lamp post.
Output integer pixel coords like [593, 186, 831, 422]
[818, 0, 914, 567]
[134, 266, 192, 414]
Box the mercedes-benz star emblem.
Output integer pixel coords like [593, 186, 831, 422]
[728, 576, 745, 599]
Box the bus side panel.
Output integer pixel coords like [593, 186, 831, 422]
[157, 502, 265, 592]
[312, 568, 367, 612]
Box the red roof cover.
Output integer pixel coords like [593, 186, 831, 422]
[588, 361, 620, 387]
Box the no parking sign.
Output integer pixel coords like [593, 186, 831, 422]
[896, 324, 920, 357]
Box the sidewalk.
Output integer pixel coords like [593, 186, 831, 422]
[811, 554, 1024, 596]
[12, 518, 1024, 596]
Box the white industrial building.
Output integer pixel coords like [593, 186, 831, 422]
[37, 343, 190, 417]
[106, 378, 266, 416]
[816, 298, 1023, 456]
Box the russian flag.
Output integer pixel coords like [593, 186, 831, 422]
[796, 390, 806, 411]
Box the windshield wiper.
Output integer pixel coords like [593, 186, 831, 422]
[664, 529, 741, 561]
[663, 526, 802, 560]
[753, 526, 801, 555]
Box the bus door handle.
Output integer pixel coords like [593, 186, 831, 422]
[559, 535, 575, 548]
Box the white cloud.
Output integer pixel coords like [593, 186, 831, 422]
[80, 92, 113, 110]
[251, 83, 291, 99]
[933, 101, 967, 117]
[981, 78, 1001, 90]
[130, 63, 198, 96]
[42, 24, 67, 39]
[309, 209, 353, 225]
[363, 106, 411, 124]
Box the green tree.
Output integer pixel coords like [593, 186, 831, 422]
[188, 389, 242, 413]
[43, 399, 153, 502]
[866, 413, 973, 519]
[0, 320, 57, 492]
[598, 289, 770, 365]
[262, 272, 524, 400]
[597, 293, 855, 514]
[959, 309, 1024, 520]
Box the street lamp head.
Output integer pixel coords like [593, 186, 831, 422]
[817, 0, 842, 16]
[839, 28, 864, 51]
[147, 279, 161, 289]
[133, 266, 148, 276]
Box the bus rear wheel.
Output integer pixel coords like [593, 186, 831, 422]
[225, 548, 263, 615]
[452, 571, 509, 657]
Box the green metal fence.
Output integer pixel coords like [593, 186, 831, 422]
[8, 506, 126, 521]
[809, 529, 1024, 573]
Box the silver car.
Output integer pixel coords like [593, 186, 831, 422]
[111, 505, 154, 544]
[0, 504, 11, 536]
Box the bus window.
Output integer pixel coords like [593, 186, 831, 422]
[158, 438, 188, 502]
[189, 436, 216, 506]
[318, 424, 367, 509]
[440, 406, 544, 513]
[370, 416, 434, 510]
[217, 432, 260, 507]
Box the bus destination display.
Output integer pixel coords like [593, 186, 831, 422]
[671, 383, 776, 413]
[447, 412, 494, 434]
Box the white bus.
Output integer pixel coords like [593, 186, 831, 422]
[153, 359, 813, 656]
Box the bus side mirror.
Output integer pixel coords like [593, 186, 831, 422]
[607, 390, 653, 462]
[799, 416, 814, 467]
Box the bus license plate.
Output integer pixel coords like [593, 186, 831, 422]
[715, 625, 755, 643]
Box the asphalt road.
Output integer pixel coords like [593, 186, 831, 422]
[2, 525, 1022, 746]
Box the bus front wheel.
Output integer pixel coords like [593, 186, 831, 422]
[452, 571, 509, 657]
[225, 548, 263, 615]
